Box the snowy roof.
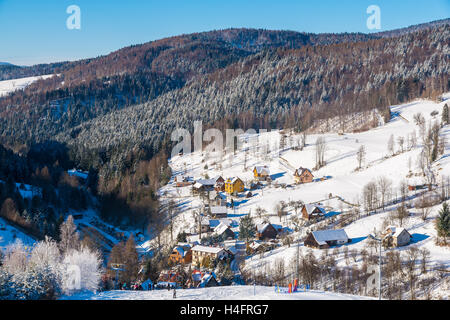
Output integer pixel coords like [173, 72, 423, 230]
[295, 167, 313, 176]
[191, 245, 225, 254]
[196, 179, 216, 186]
[67, 169, 88, 180]
[199, 272, 217, 287]
[384, 226, 411, 238]
[211, 206, 227, 215]
[214, 223, 232, 236]
[173, 245, 191, 257]
[193, 182, 204, 189]
[304, 204, 326, 215]
[227, 177, 242, 184]
[256, 223, 272, 233]
[254, 166, 270, 175]
[311, 229, 349, 245]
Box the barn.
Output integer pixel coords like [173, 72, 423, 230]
[256, 223, 278, 240]
[304, 229, 350, 249]
[301, 204, 326, 221]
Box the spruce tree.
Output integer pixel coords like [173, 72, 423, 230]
[436, 202, 450, 243]
[239, 214, 256, 242]
[442, 104, 449, 125]
[123, 235, 139, 284]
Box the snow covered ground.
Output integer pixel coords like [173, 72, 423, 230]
[61, 285, 373, 300]
[158, 95, 450, 243]
[151, 95, 450, 299]
[0, 74, 53, 97]
[0, 217, 36, 253]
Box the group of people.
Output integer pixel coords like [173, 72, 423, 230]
[118, 281, 176, 298]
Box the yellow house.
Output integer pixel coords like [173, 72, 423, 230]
[253, 166, 270, 180]
[225, 177, 244, 194]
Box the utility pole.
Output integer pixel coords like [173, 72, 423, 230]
[369, 233, 383, 300]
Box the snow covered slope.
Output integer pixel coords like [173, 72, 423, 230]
[0, 74, 53, 97]
[61, 285, 373, 300]
[0, 217, 36, 252]
[153, 95, 450, 299]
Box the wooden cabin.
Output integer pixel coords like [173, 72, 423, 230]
[214, 176, 225, 192]
[175, 175, 192, 187]
[192, 179, 216, 194]
[382, 226, 412, 248]
[225, 177, 245, 195]
[214, 222, 235, 240]
[210, 206, 228, 218]
[256, 223, 278, 240]
[294, 167, 314, 184]
[253, 166, 270, 181]
[302, 204, 326, 221]
[169, 244, 192, 265]
[304, 229, 350, 249]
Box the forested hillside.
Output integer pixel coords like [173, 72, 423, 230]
[55, 24, 449, 175]
[0, 22, 448, 228]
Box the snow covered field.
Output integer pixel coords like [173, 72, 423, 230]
[0, 75, 53, 97]
[0, 217, 36, 253]
[151, 95, 450, 299]
[61, 285, 373, 300]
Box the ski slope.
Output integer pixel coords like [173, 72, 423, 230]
[61, 285, 374, 300]
[0, 75, 53, 97]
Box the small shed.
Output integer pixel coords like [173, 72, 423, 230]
[304, 229, 350, 249]
[256, 223, 278, 240]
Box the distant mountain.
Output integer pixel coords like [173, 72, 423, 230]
[375, 18, 450, 38]
[0, 62, 14, 66]
[0, 20, 448, 177]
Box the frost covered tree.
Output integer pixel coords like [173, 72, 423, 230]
[59, 215, 80, 254]
[2, 240, 29, 274]
[315, 137, 326, 169]
[62, 246, 102, 294]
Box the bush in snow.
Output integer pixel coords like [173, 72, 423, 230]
[11, 265, 62, 300]
[0, 269, 14, 300]
[2, 240, 29, 274]
[62, 246, 102, 294]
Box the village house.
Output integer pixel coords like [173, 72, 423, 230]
[191, 245, 231, 267]
[382, 226, 412, 248]
[225, 177, 245, 195]
[256, 223, 278, 240]
[304, 229, 350, 249]
[185, 270, 219, 288]
[198, 272, 219, 288]
[214, 222, 235, 240]
[253, 166, 270, 181]
[294, 167, 314, 184]
[210, 191, 226, 206]
[192, 179, 216, 194]
[210, 206, 228, 218]
[175, 175, 193, 187]
[301, 204, 326, 221]
[156, 269, 184, 288]
[169, 244, 193, 265]
[214, 176, 225, 192]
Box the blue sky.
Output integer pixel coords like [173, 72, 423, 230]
[0, 0, 449, 66]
